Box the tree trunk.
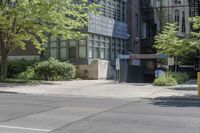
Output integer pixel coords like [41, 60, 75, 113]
[0, 46, 8, 79]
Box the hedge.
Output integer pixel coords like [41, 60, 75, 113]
[154, 72, 189, 86]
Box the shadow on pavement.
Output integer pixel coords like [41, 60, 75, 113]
[166, 79, 197, 91]
[149, 95, 200, 107]
[99, 82, 152, 86]
[183, 79, 197, 85]
[0, 82, 58, 88]
[169, 87, 197, 91]
[0, 91, 18, 94]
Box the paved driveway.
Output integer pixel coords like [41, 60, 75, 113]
[0, 93, 200, 133]
[0, 80, 197, 99]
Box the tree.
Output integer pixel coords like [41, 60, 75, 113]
[189, 16, 200, 56]
[154, 17, 200, 69]
[185, 16, 200, 67]
[154, 23, 185, 57]
[154, 23, 187, 71]
[0, 0, 99, 79]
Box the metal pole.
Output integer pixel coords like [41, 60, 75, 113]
[119, 59, 121, 83]
[115, 70, 117, 83]
[198, 72, 200, 96]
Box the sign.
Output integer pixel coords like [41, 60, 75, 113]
[131, 59, 140, 66]
[119, 54, 168, 59]
[168, 58, 174, 66]
[157, 54, 167, 59]
[116, 58, 120, 70]
[129, 54, 157, 59]
[119, 55, 130, 59]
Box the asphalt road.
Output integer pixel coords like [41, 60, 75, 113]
[0, 93, 200, 133]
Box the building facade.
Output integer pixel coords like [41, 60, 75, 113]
[141, 0, 200, 38]
[47, 0, 129, 79]
[189, 0, 200, 17]
[136, 0, 200, 82]
[8, 0, 200, 82]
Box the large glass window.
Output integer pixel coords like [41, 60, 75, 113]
[50, 41, 57, 59]
[88, 34, 126, 60]
[79, 40, 86, 59]
[69, 41, 76, 58]
[89, 47, 93, 58]
[95, 47, 100, 58]
[101, 48, 106, 59]
[60, 41, 67, 60]
[107, 48, 110, 59]
[111, 49, 115, 60]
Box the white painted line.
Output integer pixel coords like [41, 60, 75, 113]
[0, 125, 51, 132]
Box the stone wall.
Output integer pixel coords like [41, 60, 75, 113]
[76, 59, 115, 80]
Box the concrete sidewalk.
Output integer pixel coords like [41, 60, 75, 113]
[0, 80, 198, 99]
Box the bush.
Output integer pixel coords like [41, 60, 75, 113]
[34, 58, 76, 81]
[168, 72, 189, 84]
[17, 67, 36, 80]
[154, 74, 178, 86]
[7, 59, 38, 78]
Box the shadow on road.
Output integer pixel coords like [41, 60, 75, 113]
[149, 95, 200, 107]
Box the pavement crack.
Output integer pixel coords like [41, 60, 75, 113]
[50, 99, 141, 132]
[0, 106, 60, 123]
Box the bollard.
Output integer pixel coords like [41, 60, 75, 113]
[198, 72, 200, 96]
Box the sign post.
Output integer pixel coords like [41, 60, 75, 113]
[198, 72, 200, 97]
[168, 58, 174, 71]
[168, 58, 174, 66]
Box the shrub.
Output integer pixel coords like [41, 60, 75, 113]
[7, 59, 38, 78]
[154, 74, 178, 86]
[168, 72, 189, 84]
[17, 67, 36, 80]
[34, 58, 76, 81]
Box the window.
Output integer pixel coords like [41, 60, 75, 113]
[79, 40, 86, 58]
[111, 38, 116, 60]
[89, 47, 93, 58]
[111, 49, 115, 60]
[175, 10, 180, 28]
[69, 41, 76, 58]
[95, 47, 100, 58]
[122, 1, 126, 21]
[50, 41, 57, 59]
[99, 0, 126, 22]
[60, 41, 67, 60]
[107, 48, 110, 59]
[189, 0, 200, 17]
[101, 48, 106, 59]
[174, 0, 181, 4]
[88, 33, 126, 60]
[182, 11, 186, 33]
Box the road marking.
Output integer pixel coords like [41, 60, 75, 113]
[0, 125, 51, 132]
